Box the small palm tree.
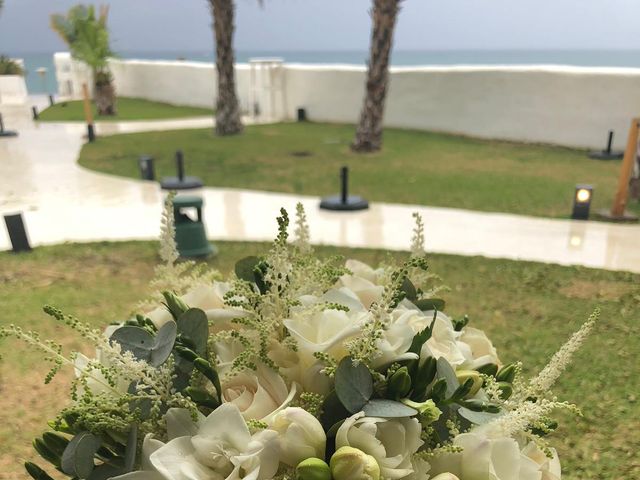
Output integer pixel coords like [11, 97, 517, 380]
[51, 4, 117, 115]
[352, 0, 402, 153]
[208, 0, 244, 136]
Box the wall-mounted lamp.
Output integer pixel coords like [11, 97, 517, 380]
[571, 185, 593, 220]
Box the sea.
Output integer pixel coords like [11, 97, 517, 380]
[8, 49, 640, 94]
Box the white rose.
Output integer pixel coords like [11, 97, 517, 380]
[221, 363, 297, 422]
[429, 432, 557, 480]
[458, 327, 501, 369]
[338, 260, 386, 308]
[149, 404, 280, 480]
[420, 312, 467, 367]
[521, 441, 561, 480]
[336, 413, 424, 480]
[283, 306, 366, 365]
[269, 407, 326, 467]
[146, 282, 245, 329]
[371, 308, 421, 369]
[269, 342, 332, 396]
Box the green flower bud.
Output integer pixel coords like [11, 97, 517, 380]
[497, 381, 513, 400]
[296, 458, 332, 480]
[162, 291, 189, 320]
[401, 398, 442, 425]
[476, 363, 499, 377]
[388, 366, 412, 399]
[496, 363, 517, 383]
[330, 446, 380, 480]
[455, 370, 483, 396]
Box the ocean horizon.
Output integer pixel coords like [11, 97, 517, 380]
[8, 49, 640, 94]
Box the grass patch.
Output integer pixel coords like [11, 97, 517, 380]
[77, 122, 638, 218]
[38, 97, 211, 122]
[0, 241, 638, 479]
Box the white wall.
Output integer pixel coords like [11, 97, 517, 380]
[55, 54, 640, 150]
[0, 58, 28, 105]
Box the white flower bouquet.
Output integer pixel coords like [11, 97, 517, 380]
[2, 201, 598, 480]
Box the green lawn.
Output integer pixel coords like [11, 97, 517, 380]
[38, 97, 211, 122]
[77, 122, 638, 219]
[0, 241, 638, 479]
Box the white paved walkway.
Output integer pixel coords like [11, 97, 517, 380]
[1, 98, 639, 273]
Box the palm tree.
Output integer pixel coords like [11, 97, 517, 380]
[51, 4, 117, 115]
[352, 0, 402, 153]
[208, 0, 243, 136]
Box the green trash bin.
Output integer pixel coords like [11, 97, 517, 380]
[172, 195, 216, 258]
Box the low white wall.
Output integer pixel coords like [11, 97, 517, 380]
[285, 64, 640, 150]
[54, 54, 640, 150]
[0, 59, 28, 105]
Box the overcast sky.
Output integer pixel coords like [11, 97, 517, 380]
[1, 0, 639, 53]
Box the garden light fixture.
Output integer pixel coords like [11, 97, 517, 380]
[571, 185, 593, 220]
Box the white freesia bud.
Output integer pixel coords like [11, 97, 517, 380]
[330, 446, 380, 480]
[296, 458, 332, 480]
[430, 474, 460, 480]
[270, 407, 326, 467]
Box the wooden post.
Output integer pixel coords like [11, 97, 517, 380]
[82, 83, 94, 125]
[610, 118, 640, 217]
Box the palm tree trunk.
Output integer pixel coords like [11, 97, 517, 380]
[352, 0, 401, 153]
[209, 0, 243, 136]
[94, 70, 117, 116]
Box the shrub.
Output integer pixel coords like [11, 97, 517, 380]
[0, 56, 24, 76]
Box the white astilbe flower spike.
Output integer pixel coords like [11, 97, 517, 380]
[159, 191, 179, 266]
[410, 212, 425, 256]
[294, 202, 312, 254]
[525, 308, 599, 398]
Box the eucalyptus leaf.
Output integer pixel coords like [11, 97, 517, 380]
[457, 407, 503, 425]
[150, 320, 177, 367]
[109, 326, 153, 362]
[61, 431, 101, 479]
[235, 256, 261, 282]
[436, 357, 460, 398]
[335, 357, 373, 414]
[362, 399, 417, 418]
[87, 464, 127, 480]
[177, 308, 208, 356]
[415, 298, 445, 312]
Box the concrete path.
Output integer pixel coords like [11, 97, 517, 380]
[1, 98, 639, 273]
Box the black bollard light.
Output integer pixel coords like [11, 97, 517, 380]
[320, 166, 369, 211]
[49, 94, 55, 107]
[160, 150, 204, 190]
[87, 123, 96, 143]
[571, 185, 594, 220]
[138, 155, 156, 181]
[176, 150, 185, 181]
[4, 213, 32, 252]
[32, 106, 39, 121]
[0, 113, 18, 138]
[588, 130, 623, 160]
